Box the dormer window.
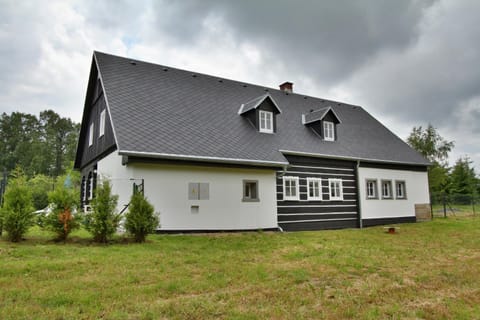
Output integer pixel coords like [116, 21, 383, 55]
[323, 121, 334, 141]
[238, 93, 282, 134]
[302, 106, 341, 141]
[259, 110, 273, 133]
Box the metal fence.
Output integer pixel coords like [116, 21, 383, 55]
[430, 192, 478, 218]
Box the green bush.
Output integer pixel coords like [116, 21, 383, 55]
[84, 179, 121, 243]
[0, 169, 35, 242]
[44, 175, 80, 241]
[125, 192, 159, 242]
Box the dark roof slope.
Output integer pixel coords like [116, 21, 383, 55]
[92, 51, 429, 167]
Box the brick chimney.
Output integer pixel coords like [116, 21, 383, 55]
[279, 81, 293, 93]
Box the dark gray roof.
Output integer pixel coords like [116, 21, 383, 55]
[93, 51, 429, 167]
[238, 93, 281, 115]
[302, 107, 340, 125]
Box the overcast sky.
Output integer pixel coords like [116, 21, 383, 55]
[1, 0, 479, 169]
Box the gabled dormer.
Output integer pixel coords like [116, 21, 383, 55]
[302, 107, 341, 141]
[238, 94, 282, 133]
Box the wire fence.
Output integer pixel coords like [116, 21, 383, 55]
[430, 192, 478, 218]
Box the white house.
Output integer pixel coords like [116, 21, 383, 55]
[74, 52, 431, 231]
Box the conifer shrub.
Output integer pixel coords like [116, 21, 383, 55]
[43, 175, 80, 241]
[84, 179, 120, 243]
[125, 192, 159, 243]
[0, 169, 35, 242]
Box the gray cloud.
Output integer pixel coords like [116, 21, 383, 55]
[149, 0, 436, 83]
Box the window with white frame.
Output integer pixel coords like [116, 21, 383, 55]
[89, 123, 94, 146]
[395, 181, 406, 199]
[283, 176, 299, 201]
[366, 179, 378, 199]
[328, 178, 343, 201]
[99, 110, 106, 137]
[242, 180, 259, 202]
[381, 180, 392, 199]
[88, 172, 94, 200]
[259, 110, 273, 133]
[307, 178, 322, 200]
[323, 121, 334, 141]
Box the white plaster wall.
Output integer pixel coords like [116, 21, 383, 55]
[358, 167, 430, 219]
[97, 153, 278, 230]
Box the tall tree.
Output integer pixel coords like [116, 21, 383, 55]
[450, 156, 477, 195]
[407, 124, 454, 165]
[39, 110, 79, 177]
[407, 124, 455, 194]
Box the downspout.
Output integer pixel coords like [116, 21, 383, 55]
[276, 164, 288, 233]
[356, 160, 363, 229]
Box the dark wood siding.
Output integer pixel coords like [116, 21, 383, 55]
[78, 81, 116, 169]
[277, 155, 359, 231]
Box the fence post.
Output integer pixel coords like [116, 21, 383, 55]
[473, 194, 476, 216]
[443, 193, 447, 218]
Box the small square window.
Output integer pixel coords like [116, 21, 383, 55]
[89, 123, 94, 146]
[395, 181, 406, 199]
[242, 180, 259, 202]
[323, 121, 335, 141]
[381, 180, 393, 199]
[99, 110, 106, 137]
[259, 110, 273, 133]
[328, 178, 343, 201]
[307, 178, 322, 200]
[366, 179, 378, 199]
[283, 176, 299, 201]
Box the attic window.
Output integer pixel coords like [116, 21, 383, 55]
[89, 123, 94, 147]
[259, 110, 273, 133]
[99, 110, 106, 137]
[323, 121, 335, 141]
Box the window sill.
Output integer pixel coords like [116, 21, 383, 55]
[242, 198, 260, 202]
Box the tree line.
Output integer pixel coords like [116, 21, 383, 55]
[407, 124, 479, 197]
[0, 110, 80, 177]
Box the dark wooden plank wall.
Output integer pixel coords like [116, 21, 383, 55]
[277, 155, 359, 231]
[79, 80, 116, 169]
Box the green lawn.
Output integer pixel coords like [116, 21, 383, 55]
[1, 217, 479, 320]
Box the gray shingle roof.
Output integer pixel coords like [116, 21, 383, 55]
[238, 94, 282, 115]
[94, 51, 429, 167]
[302, 107, 340, 125]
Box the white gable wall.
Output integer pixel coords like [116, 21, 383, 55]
[358, 167, 430, 220]
[97, 152, 278, 230]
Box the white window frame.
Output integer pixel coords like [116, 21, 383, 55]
[259, 110, 273, 133]
[328, 178, 343, 201]
[395, 180, 406, 199]
[381, 180, 392, 199]
[88, 173, 94, 200]
[89, 123, 94, 147]
[99, 110, 106, 137]
[82, 177, 87, 202]
[283, 176, 299, 201]
[323, 121, 335, 141]
[307, 177, 322, 201]
[366, 179, 378, 199]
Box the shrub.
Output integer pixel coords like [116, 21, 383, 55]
[0, 169, 34, 242]
[44, 175, 80, 241]
[84, 179, 120, 243]
[30, 174, 54, 210]
[125, 192, 159, 243]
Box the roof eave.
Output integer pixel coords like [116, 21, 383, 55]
[119, 150, 289, 168]
[280, 149, 431, 167]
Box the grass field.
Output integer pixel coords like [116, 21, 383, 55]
[1, 217, 479, 320]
